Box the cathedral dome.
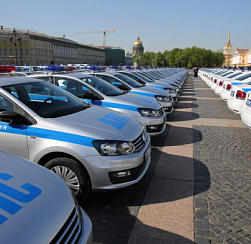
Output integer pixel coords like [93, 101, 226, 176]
[134, 36, 142, 46]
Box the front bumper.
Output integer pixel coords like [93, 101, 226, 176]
[80, 137, 151, 190]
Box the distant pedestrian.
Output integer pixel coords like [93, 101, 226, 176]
[194, 67, 199, 77]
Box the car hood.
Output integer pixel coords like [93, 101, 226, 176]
[0, 151, 76, 244]
[130, 86, 170, 97]
[48, 105, 143, 141]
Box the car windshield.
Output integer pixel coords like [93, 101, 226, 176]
[113, 73, 143, 88]
[152, 71, 165, 78]
[226, 72, 242, 78]
[79, 76, 124, 96]
[236, 73, 251, 81]
[133, 72, 153, 82]
[221, 72, 233, 77]
[2, 81, 88, 118]
[149, 71, 162, 78]
[142, 72, 159, 80]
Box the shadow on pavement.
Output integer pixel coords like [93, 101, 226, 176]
[178, 97, 197, 102]
[81, 127, 210, 244]
[167, 110, 199, 121]
[174, 103, 198, 109]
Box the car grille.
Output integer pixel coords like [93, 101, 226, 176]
[132, 129, 148, 153]
[50, 208, 81, 244]
[158, 108, 164, 116]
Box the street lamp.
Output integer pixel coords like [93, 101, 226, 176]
[9, 28, 22, 65]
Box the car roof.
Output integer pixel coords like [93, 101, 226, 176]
[53, 72, 93, 78]
[0, 76, 41, 86]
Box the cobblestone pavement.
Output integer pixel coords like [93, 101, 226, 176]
[192, 75, 251, 244]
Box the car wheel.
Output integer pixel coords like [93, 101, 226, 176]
[44, 157, 91, 202]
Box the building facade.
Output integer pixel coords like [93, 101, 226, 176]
[0, 28, 105, 65]
[232, 48, 249, 67]
[125, 52, 133, 66]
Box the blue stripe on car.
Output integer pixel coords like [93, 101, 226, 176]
[82, 99, 138, 111]
[129, 91, 155, 97]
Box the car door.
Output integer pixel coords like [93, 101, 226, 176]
[0, 92, 28, 159]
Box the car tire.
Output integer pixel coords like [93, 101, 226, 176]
[44, 157, 91, 203]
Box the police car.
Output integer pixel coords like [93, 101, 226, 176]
[137, 70, 181, 92]
[92, 71, 174, 114]
[227, 84, 251, 114]
[29, 72, 166, 136]
[220, 72, 251, 101]
[214, 71, 243, 95]
[241, 91, 251, 128]
[0, 150, 92, 244]
[0, 77, 151, 202]
[118, 70, 178, 101]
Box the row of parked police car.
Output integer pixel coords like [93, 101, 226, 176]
[199, 68, 251, 128]
[0, 64, 188, 244]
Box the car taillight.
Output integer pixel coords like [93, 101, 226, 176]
[219, 81, 223, 86]
[214, 79, 217, 83]
[236, 90, 246, 100]
[0, 65, 16, 73]
[226, 84, 232, 91]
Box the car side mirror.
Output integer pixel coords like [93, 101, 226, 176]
[82, 93, 101, 100]
[0, 111, 19, 123]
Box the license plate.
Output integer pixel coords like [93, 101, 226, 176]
[247, 99, 251, 107]
[144, 144, 151, 163]
[223, 85, 226, 89]
[230, 91, 235, 97]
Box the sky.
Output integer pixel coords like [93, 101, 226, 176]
[1, 0, 250, 53]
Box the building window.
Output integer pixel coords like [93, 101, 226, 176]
[16, 49, 18, 56]
[9, 49, 13, 55]
[0, 61, 2, 65]
[25, 41, 28, 46]
[20, 41, 23, 45]
[26, 49, 29, 56]
[4, 49, 7, 56]
[20, 49, 24, 56]
[3, 40, 7, 45]
[0, 49, 1, 56]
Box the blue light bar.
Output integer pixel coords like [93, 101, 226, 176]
[45, 65, 64, 71]
[125, 66, 132, 69]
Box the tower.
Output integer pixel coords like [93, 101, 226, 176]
[223, 26, 233, 67]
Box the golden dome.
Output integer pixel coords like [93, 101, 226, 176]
[134, 36, 142, 45]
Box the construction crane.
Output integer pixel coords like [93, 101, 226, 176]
[74, 30, 116, 47]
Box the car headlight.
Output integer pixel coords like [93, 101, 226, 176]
[164, 88, 171, 92]
[137, 108, 160, 117]
[154, 95, 169, 101]
[92, 140, 135, 156]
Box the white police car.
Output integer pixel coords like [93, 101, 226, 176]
[0, 150, 92, 244]
[92, 71, 174, 114]
[118, 70, 178, 101]
[29, 72, 166, 136]
[0, 77, 151, 202]
[241, 91, 251, 128]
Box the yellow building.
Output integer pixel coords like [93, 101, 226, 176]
[232, 48, 249, 67]
[223, 27, 233, 67]
[0, 27, 105, 65]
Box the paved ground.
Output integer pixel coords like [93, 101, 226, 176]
[81, 72, 251, 244]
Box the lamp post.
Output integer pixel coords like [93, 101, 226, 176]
[9, 28, 22, 65]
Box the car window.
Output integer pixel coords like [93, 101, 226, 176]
[236, 73, 251, 81]
[79, 76, 124, 96]
[114, 74, 143, 88]
[54, 77, 90, 97]
[0, 94, 14, 112]
[3, 81, 88, 118]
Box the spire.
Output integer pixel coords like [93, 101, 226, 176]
[227, 25, 230, 44]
